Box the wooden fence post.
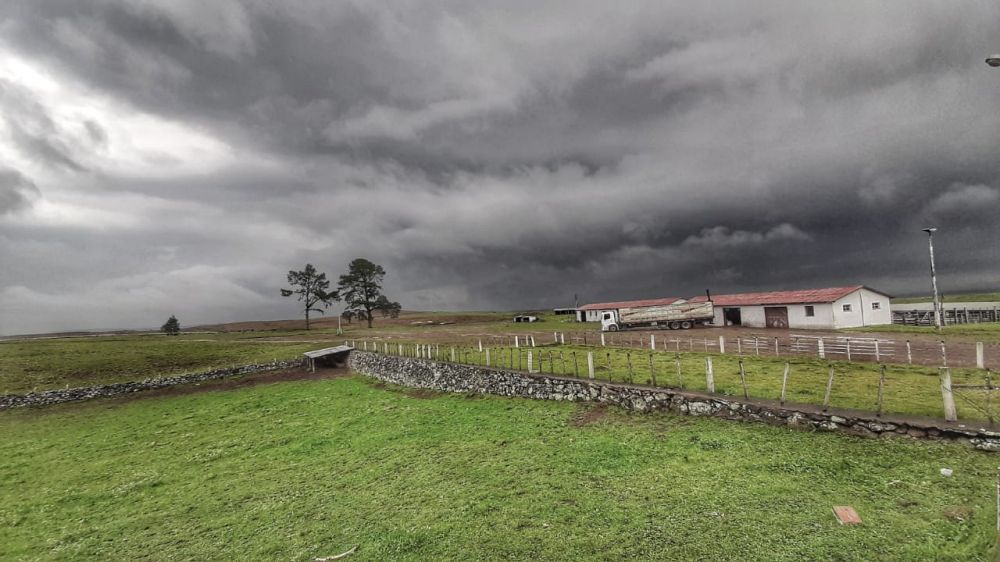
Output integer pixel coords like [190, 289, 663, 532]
[876, 364, 885, 417]
[606, 353, 613, 382]
[626, 353, 634, 383]
[737, 338, 742, 355]
[823, 366, 835, 411]
[774, 337, 780, 356]
[514, 336, 519, 348]
[874, 340, 880, 363]
[572, 352, 579, 377]
[780, 363, 790, 406]
[650, 334, 656, 349]
[818, 338, 825, 359]
[977, 342, 985, 369]
[940, 340, 948, 367]
[587, 352, 595, 379]
[846, 338, 852, 362]
[527, 351, 534, 373]
[719, 336, 726, 354]
[906, 340, 912, 364]
[649, 354, 657, 386]
[940, 368, 957, 421]
[600, 332, 606, 346]
[705, 356, 715, 393]
[485, 348, 491, 367]
[561, 333, 566, 345]
[450, 347, 456, 362]
[675, 354, 684, 388]
[738, 359, 749, 399]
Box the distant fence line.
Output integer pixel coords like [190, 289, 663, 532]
[436, 330, 995, 370]
[346, 338, 998, 426]
[893, 306, 1000, 326]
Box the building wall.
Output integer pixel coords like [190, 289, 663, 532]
[786, 303, 836, 329]
[833, 288, 892, 328]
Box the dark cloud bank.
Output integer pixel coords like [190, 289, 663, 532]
[1, 1, 999, 334]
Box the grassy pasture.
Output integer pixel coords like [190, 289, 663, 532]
[892, 293, 1000, 305]
[0, 334, 317, 394]
[375, 342, 993, 422]
[1, 375, 996, 561]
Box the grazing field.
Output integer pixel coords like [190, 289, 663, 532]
[0, 334, 317, 394]
[893, 293, 1000, 305]
[848, 322, 1000, 340]
[1, 375, 996, 561]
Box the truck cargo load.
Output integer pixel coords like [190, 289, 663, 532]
[601, 301, 714, 332]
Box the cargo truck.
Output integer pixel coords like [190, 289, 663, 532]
[600, 300, 714, 332]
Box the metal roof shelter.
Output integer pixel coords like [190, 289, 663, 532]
[303, 345, 353, 371]
[687, 286, 891, 306]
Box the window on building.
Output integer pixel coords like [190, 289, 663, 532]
[842, 304, 852, 312]
[804, 305, 815, 317]
[871, 301, 881, 310]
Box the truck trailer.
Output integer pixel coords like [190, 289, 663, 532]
[600, 301, 714, 332]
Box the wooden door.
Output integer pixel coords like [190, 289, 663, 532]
[764, 306, 789, 328]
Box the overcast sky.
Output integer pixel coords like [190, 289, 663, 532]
[2, 1, 1000, 334]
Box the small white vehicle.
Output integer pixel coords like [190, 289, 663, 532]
[601, 301, 714, 332]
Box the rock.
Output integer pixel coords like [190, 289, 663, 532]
[940, 468, 953, 477]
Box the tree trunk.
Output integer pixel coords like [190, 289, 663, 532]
[305, 308, 310, 330]
[366, 308, 373, 328]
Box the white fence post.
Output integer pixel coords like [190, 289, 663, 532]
[485, 348, 491, 367]
[560, 333, 565, 345]
[478, 340, 483, 352]
[940, 368, 958, 421]
[601, 333, 606, 346]
[528, 351, 534, 373]
[718, 336, 725, 354]
[818, 338, 825, 359]
[906, 340, 912, 364]
[705, 357, 715, 393]
[650, 334, 656, 349]
[514, 336, 519, 348]
[977, 342, 985, 369]
[587, 352, 595, 379]
[530, 336, 536, 348]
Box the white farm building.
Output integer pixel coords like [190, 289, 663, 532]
[690, 285, 892, 329]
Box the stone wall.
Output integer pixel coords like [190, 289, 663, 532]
[349, 350, 1000, 451]
[0, 360, 302, 410]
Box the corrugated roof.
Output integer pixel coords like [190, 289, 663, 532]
[577, 297, 682, 311]
[689, 285, 888, 306]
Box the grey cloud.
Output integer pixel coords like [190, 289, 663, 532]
[0, 168, 39, 215]
[2, 1, 1000, 334]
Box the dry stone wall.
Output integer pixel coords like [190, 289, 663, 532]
[0, 360, 302, 410]
[349, 350, 1000, 451]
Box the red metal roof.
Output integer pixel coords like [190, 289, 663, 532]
[689, 286, 885, 306]
[577, 297, 681, 311]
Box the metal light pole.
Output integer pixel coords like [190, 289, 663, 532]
[922, 227, 942, 329]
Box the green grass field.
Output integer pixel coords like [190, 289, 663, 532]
[847, 323, 1000, 340]
[374, 342, 993, 422]
[1, 375, 996, 561]
[893, 293, 1000, 305]
[0, 334, 318, 394]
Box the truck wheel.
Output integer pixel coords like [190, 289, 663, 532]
[609, 325, 619, 332]
[669, 322, 680, 330]
[681, 321, 692, 329]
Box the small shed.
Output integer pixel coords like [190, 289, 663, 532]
[303, 345, 353, 371]
[513, 315, 538, 323]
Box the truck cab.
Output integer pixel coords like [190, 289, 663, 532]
[601, 311, 620, 332]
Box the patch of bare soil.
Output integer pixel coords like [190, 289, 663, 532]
[404, 388, 444, 399]
[569, 403, 608, 427]
[119, 367, 351, 403]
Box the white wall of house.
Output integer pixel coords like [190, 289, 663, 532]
[832, 288, 892, 328]
[786, 304, 836, 329]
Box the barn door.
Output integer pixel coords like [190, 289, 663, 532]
[764, 306, 789, 328]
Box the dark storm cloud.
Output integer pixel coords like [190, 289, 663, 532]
[0, 168, 39, 215]
[2, 1, 1000, 334]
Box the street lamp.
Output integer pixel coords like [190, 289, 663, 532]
[922, 227, 942, 329]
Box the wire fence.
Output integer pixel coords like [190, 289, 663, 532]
[348, 337, 999, 424]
